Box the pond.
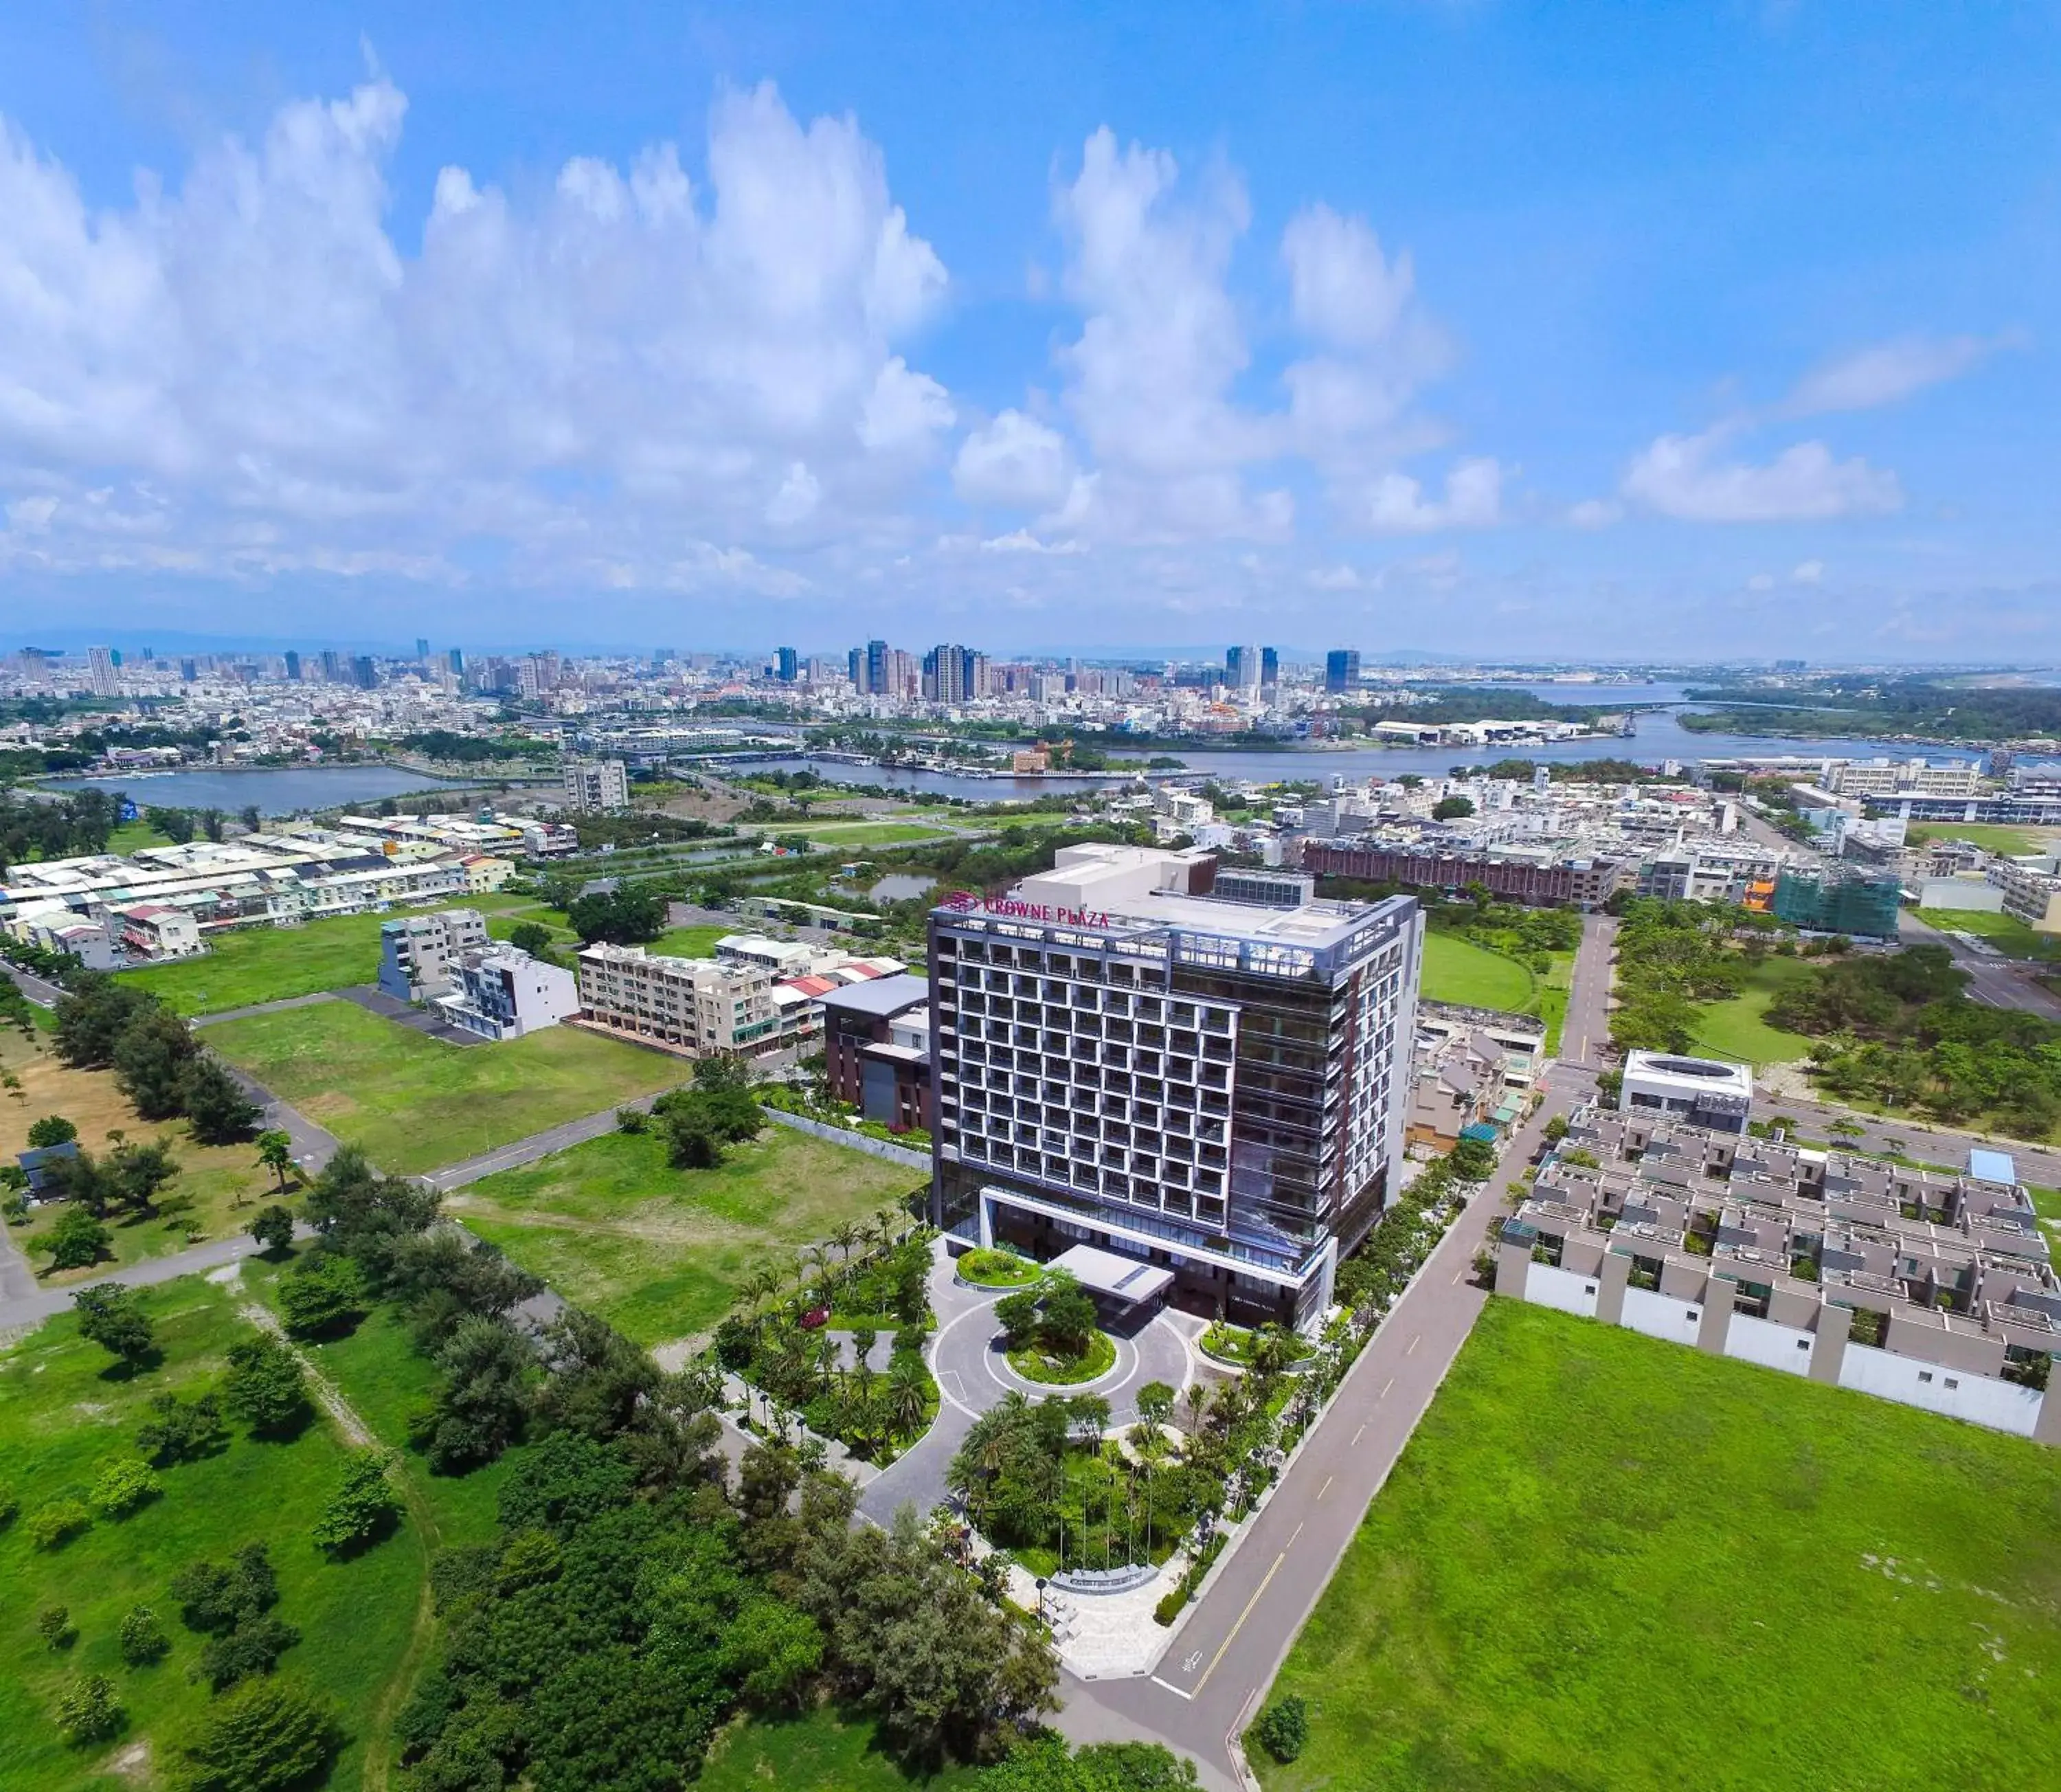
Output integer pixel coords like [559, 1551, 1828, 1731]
[868, 873, 937, 902]
[44, 765, 478, 816]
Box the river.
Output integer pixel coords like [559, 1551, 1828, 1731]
[45, 765, 478, 816]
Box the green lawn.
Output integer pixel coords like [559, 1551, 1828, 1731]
[204, 1002, 682, 1174]
[104, 819, 175, 854]
[1420, 932, 1535, 1013]
[1911, 906, 2061, 961]
[0, 1275, 422, 1791]
[699, 1707, 978, 1791]
[1689, 954, 1818, 1068]
[447, 1124, 921, 1345]
[1907, 822, 2048, 857]
[1256, 1299, 2061, 1792]
[651, 923, 728, 958]
[117, 899, 518, 1016]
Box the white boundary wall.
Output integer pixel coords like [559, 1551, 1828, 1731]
[1524, 1263, 1599, 1319]
[1837, 1343, 2042, 1437]
[1621, 1286, 1701, 1344]
[1726, 1312, 1816, 1377]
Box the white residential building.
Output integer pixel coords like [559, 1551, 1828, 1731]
[561, 757, 630, 812]
[437, 944, 580, 1041]
[576, 941, 780, 1057]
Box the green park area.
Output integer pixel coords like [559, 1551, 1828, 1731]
[0, 1273, 425, 1790]
[1419, 931, 1535, 1012]
[1255, 1299, 2061, 1791]
[699, 1709, 978, 1791]
[652, 922, 728, 958]
[1906, 822, 2048, 857]
[1911, 906, 2061, 961]
[117, 895, 541, 1016]
[447, 1122, 921, 1345]
[204, 1002, 680, 1176]
[1687, 954, 1818, 1068]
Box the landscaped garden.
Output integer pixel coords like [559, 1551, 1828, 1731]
[203, 999, 682, 1174]
[712, 1216, 942, 1463]
[1197, 1321, 1314, 1371]
[995, 1274, 1115, 1385]
[451, 1115, 921, 1347]
[954, 1246, 1040, 1288]
[1251, 1297, 2061, 1789]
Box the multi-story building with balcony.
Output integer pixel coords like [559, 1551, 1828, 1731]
[574, 941, 780, 1057]
[377, 908, 489, 1003]
[927, 843, 1422, 1332]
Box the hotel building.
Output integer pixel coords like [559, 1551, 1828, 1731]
[927, 844, 1423, 1332]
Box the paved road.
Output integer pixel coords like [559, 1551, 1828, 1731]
[1, 961, 65, 1007]
[1561, 912, 1617, 1067]
[1900, 910, 2061, 1022]
[1064, 1058, 1593, 1784]
[423, 1086, 686, 1191]
[1753, 1092, 2061, 1185]
[190, 992, 340, 1029]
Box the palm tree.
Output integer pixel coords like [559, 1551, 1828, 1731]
[254, 1129, 294, 1194]
[830, 1220, 862, 1266]
[1183, 1382, 1209, 1435]
[887, 1356, 929, 1441]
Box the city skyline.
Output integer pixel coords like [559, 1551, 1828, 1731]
[1, 4, 2056, 660]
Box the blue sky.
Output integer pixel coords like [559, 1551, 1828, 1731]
[1, 2, 2055, 660]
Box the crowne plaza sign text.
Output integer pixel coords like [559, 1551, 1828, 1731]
[943, 891, 1113, 929]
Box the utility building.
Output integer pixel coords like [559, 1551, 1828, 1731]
[927, 843, 1422, 1332]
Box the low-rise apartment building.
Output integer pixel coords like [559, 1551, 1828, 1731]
[379, 908, 490, 1003]
[436, 943, 580, 1041]
[1498, 1106, 2061, 1444]
[575, 941, 780, 1057]
[1985, 855, 2061, 932]
[822, 972, 934, 1133]
[1408, 1004, 1543, 1150]
[561, 757, 630, 812]
[1298, 842, 1625, 908]
[114, 902, 203, 959]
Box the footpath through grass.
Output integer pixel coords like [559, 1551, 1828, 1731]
[1256, 1299, 2061, 1792]
[205, 1002, 681, 1174]
[0, 1273, 420, 1791]
[447, 1123, 922, 1346]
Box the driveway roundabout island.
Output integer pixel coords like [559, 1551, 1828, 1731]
[930, 1279, 1196, 1424]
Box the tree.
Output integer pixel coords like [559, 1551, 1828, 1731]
[225, 1332, 311, 1435]
[533, 1307, 657, 1443]
[277, 1252, 368, 1337]
[238, 804, 262, 833]
[313, 1451, 403, 1555]
[254, 1130, 295, 1191]
[887, 1353, 931, 1440]
[183, 1056, 262, 1145]
[721, 1595, 824, 1707]
[247, 1204, 295, 1255]
[120, 1604, 170, 1666]
[26, 1113, 77, 1147]
[111, 1005, 199, 1121]
[137, 1389, 227, 1465]
[566, 886, 665, 946]
[105, 1138, 181, 1221]
[1431, 795, 1476, 821]
[26, 1498, 92, 1550]
[993, 1290, 1041, 1349]
[89, 1455, 162, 1518]
[39, 1604, 77, 1650]
[32, 1205, 109, 1270]
[509, 920, 556, 959]
[1134, 1382, 1175, 1433]
[1253, 1694, 1307, 1763]
[412, 1315, 532, 1472]
[170, 1677, 342, 1791]
[1448, 1136, 1497, 1182]
[172, 1543, 280, 1635]
[1039, 1277, 1099, 1358]
[51, 975, 157, 1069]
[74, 1284, 157, 1371]
[54, 1672, 123, 1747]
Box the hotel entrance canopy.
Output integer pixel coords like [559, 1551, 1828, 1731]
[1047, 1242, 1175, 1308]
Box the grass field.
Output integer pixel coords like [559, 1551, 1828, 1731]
[1255, 1298, 2061, 1792]
[651, 923, 727, 958]
[1911, 906, 2061, 961]
[1419, 932, 1535, 1013]
[1907, 822, 2049, 857]
[104, 819, 175, 855]
[699, 1707, 977, 1791]
[1689, 954, 1818, 1068]
[118, 897, 537, 1016]
[0, 1033, 277, 1281]
[0, 1274, 421, 1791]
[447, 1124, 921, 1345]
[204, 1003, 681, 1175]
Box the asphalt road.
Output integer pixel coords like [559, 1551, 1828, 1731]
[1561, 911, 1618, 1067]
[1899, 910, 2061, 1022]
[1065, 1057, 1594, 1784]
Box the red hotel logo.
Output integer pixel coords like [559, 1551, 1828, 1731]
[943, 891, 1112, 928]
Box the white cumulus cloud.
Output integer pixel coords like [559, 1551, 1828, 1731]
[1787, 333, 2007, 415]
[954, 410, 1074, 509]
[1620, 428, 1902, 522]
[1353, 457, 1502, 535]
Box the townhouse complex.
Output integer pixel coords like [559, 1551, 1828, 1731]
[926, 844, 1422, 1332]
[1499, 1095, 2061, 1443]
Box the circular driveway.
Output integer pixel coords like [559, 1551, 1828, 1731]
[929, 1284, 1195, 1425]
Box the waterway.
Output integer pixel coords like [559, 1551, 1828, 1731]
[45, 765, 475, 816]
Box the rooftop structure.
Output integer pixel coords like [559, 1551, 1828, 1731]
[1619, 1051, 1755, 1134]
[1498, 1106, 2061, 1444]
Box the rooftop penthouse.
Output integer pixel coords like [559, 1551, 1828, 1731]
[1499, 1105, 2060, 1443]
